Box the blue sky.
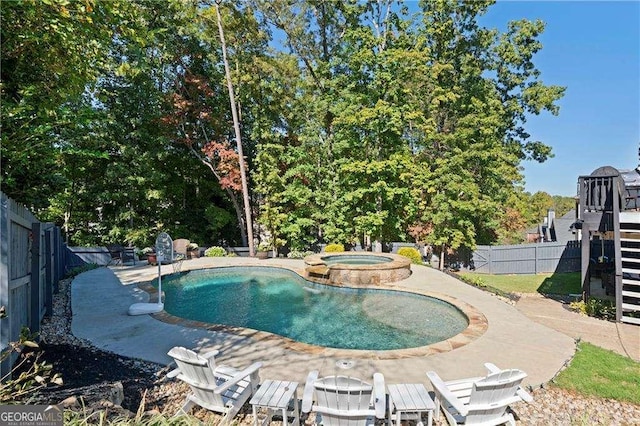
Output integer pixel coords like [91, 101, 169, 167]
[478, 0, 639, 196]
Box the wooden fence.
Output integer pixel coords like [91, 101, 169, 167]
[468, 240, 613, 275]
[0, 192, 66, 377]
[65, 247, 112, 267]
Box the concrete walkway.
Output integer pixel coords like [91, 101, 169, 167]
[71, 258, 584, 388]
[515, 294, 639, 361]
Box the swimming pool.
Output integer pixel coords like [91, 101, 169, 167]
[159, 266, 468, 351]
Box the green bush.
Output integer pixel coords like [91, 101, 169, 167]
[204, 246, 227, 257]
[458, 274, 486, 287]
[324, 243, 345, 253]
[257, 242, 272, 252]
[569, 298, 617, 320]
[287, 250, 314, 259]
[397, 247, 422, 264]
[569, 300, 586, 314]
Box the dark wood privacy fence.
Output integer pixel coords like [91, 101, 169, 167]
[0, 192, 66, 377]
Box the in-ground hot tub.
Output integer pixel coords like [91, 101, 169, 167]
[304, 252, 412, 286]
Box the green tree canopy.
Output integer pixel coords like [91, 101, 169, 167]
[1, 0, 566, 255]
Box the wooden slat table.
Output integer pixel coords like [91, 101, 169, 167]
[387, 383, 436, 426]
[250, 380, 300, 426]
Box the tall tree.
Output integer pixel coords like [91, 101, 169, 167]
[151, 0, 272, 248]
[325, 1, 421, 247]
[252, 1, 419, 247]
[407, 0, 564, 267]
[1, 0, 122, 209]
[250, 0, 564, 256]
[5, 0, 245, 247]
[527, 191, 554, 225]
[2, 0, 566, 255]
[250, 0, 339, 247]
[214, 0, 254, 255]
[163, 71, 251, 246]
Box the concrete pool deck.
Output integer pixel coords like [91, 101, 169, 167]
[72, 257, 579, 388]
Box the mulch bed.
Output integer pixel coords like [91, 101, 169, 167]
[29, 343, 158, 411]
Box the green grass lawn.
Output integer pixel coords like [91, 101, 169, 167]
[456, 271, 582, 295]
[552, 342, 640, 405]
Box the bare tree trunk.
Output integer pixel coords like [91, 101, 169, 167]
[215, 1, 255, 256]
[226, 188, 248, 245]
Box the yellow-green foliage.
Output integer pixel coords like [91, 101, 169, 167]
[324, 243, 345, 252]
[569, 298, 617, 320]
[398, 247, 422, 264]
[204, 246, 226, 257]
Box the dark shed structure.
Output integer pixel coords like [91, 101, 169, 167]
[577, 165, 640, 325]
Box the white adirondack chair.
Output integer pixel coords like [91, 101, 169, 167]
[167, 346, 263, 423]
[426, 363, 533, 426]
[301, 370, 386, 426]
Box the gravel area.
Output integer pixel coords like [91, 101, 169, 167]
[16, 274, 640, 425]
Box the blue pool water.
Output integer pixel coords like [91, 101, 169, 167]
[321, 254, 393, 266]
[160, 267, 468, 350]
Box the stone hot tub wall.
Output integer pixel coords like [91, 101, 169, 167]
[304, 252, 412, 286]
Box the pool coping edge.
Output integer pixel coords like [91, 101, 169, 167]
[136, 265, 488, 360]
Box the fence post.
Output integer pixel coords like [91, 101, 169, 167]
[53, 227, 62, 290]
[44, 226, 53, 318]
[534, 244, 538, 274]
[30, 222, 41, 334]
[58, 229, 64, 284]
[0, 193, 9, 378]
[581, 223, 591, 301]
[488, 246, 493, 274]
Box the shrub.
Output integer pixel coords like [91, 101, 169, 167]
[257, 242, 272, 252]
[459, 274, 486, 287]
[287, 250, 314, 259]
[397, 247, 422, 264]
[324, 243, 345, 252]
[136, 247, 155, 259]
[204, 246, 226, 257]
[569, 298, 617, 320]
[1, 326, 62, 403]
[569, 300, 587, 315]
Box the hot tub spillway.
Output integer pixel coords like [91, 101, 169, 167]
[303, 252, 412, 286]
[306, 264, 330, 279]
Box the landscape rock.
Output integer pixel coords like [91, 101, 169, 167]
[60, 396, 79, 408]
